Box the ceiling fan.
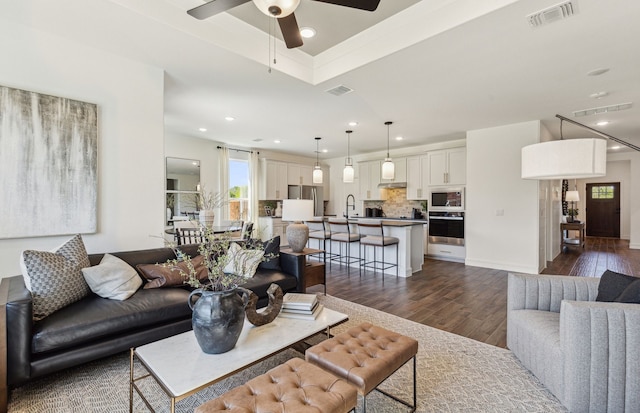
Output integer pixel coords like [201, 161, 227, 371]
[187, 0, 381, 49]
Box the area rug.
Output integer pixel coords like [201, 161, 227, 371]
[8, 295, 567, 412]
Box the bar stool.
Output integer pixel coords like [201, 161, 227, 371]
[305, 219, 335, 267]
[358, 222, 399, 277]
[328, 220, 362, 276]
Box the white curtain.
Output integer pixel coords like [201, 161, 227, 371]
[218, 146, 230, 223]
[249, 150, 260, 228]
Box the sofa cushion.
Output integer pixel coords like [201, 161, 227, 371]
[32, 288, 191, 354]
[508, 309, 563, 399]
[596, 270, 638, 302]
[21, 235, 92, 321]
[138, 255, 208, 289]
[81, 254, 142, 300]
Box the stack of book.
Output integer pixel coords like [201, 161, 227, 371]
[279, 293, 323, 320]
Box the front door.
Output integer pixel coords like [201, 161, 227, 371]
[586, 183, 620, 238]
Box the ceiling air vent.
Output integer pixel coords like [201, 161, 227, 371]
[527, 1, 576, 28]
[326, 85, 354, 96]
[573, 102, 633, 117]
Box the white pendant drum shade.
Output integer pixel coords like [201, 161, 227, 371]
[521, 138, 607, 180]
[565, 190, 579, 202]
[343, 165, 354, 183]
[252, 0, 300, 16]
[381, 159, 395, 180]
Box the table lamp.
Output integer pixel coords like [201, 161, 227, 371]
[565, 190, 579, 222]
[282, 199, 314, 252]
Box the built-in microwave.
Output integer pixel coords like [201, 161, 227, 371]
[430, 188, 464, 211]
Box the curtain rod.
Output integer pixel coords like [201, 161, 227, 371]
[555, 114, 640, 152]
[217, 146, 258, 154]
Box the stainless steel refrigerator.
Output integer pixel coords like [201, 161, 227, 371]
[288, 185, 324, 217]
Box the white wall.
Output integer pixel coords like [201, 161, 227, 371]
[607, 151, 640, 248]
[0, 21, 165, 278]
[465, 121, 541, 273]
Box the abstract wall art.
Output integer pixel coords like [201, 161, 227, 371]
[0, 85, 98, 239]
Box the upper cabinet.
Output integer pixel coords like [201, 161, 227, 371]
[380, 157, 407, 183]
[287, 164, 313, 186]
[427, 148, 466, 186]
[260, 160, 288, 200]
[406, 155, 429, 200]
[359, 160, 385, 201]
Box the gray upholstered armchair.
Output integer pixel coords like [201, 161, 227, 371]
[507, 272, 640, 413]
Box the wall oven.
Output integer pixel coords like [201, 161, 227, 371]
[430, 188, 464, 211]
[428, 211, 464, 246]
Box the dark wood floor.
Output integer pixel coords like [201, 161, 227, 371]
[308, 237, 640, 349]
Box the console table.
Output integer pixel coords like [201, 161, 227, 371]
[561, 222, 585, 250]
[280, 247, 326, 294]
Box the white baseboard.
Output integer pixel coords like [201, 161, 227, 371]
[464, 258, 538, 274]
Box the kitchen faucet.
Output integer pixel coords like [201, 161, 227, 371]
[345, 194, 355, 219]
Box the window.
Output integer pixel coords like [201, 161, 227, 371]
[591, 185, 615, 199]
[229, 158, 249, 221]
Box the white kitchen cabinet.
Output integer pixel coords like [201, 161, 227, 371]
[427, 147, 466, 186]
[258, 217, 288, 245]
[287, 164, 313, 186]
[260, 160, 288, 200]
[406, 155, 429, 200]
[380, 157, 406, 184]
[358, 160, 385, 201]
[427, 242, 465, 262]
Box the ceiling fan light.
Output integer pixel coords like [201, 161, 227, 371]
[381, 159, 395, 180]
[313, 166, 323, 184]
[252, 0, 300, 17]
[343, 164, 354, 183]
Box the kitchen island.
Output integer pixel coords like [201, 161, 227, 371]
[326, 219, 424, 277]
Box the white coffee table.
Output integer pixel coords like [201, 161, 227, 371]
[129, 307, 348, 413]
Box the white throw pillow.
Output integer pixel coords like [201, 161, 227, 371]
[223, 242, 264, 277]
[81, 254, 142, 300]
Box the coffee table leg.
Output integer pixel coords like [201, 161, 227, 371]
[129, 348, 134, 413]
[171, 397, 176, 413]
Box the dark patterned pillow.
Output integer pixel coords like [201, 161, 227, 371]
[21, 235, 92, 321]
[247, 236, 281, 271]
[138, 255, 209, 289]
[614, 279, 640, 304]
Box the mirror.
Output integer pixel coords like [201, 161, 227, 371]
[166, 157, 201, 225]
[166, 157, 201, 191]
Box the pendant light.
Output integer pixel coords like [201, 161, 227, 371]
[381, 121, 395, 180]
[343, 130, 354, 183]
[313, 137, 323, 184]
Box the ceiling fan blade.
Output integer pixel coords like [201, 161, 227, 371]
[278, 13, 303, 49]
[187, 0, 251, 20]
[312, 0, 380, 12]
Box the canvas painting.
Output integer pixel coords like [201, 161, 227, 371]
[0, 85, 98, 239]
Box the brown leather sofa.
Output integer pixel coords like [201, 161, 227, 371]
[0, 243, 306, 404]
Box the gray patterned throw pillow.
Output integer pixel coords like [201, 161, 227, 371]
[22, 235, 92, 321]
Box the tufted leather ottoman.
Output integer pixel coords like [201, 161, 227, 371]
[194, 358, 357, 413]
[305, 322, 418, 412]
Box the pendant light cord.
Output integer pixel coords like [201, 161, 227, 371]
[346, 130, 352, 165]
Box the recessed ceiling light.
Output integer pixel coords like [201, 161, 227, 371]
[348, 121, 358, 127]
[192, 161, 199, 166]
[198, 127, 207, 132]
[274, 140, 281, 144]
[322, 149, 328, 153]
[590, 91, 609, 99]
[587, 68, 609, 76]
[300, 27, 316, 39]
[225, 116, 235, 121]
[395, 136, 403, 141]
[610, 145, 621, 150]
[596, 121, 609, 126]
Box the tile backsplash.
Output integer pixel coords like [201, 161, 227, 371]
[364, 188, 427, 217]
